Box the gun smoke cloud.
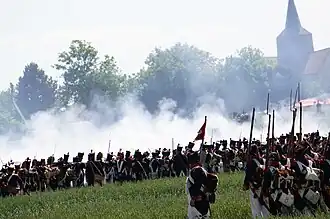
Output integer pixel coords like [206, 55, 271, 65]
[0, 93, 329, 163]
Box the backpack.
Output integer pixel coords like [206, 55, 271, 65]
[205, 173, 218, 193]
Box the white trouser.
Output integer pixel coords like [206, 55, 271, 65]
[187, 195, 210, 219]
[249, 190, 270, 218]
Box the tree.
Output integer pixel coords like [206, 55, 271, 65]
[92, 55, 127, 99]
[138, 43, 220, 112]
[0, 88, 22, 134]
[54, 40, 125, 107]
[54, 40, 99, 106]
[219, 46, 273, 112]
[15, 63, 58, 118]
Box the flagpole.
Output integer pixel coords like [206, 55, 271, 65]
[193, 116, 207, 154]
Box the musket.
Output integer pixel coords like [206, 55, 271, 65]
[271, 110, 275, 152]
[265, 114, 271, 169]
[290, 89, 292, 111]
[247, 108, 255, 162]
[323, 132, 330, 157]
[297, 82, 303, 142]
[288, 84, 299, 156]
[299, 101, 303, 142]
[288, 109, 297, 158]
[266, 93, 270, 115]
[261, 93, 270, 142]
[293, 84, 298, 110]
[297, 82, 301, 102]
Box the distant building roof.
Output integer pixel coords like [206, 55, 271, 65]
[295, 98, 319, 108]
[277, 27, 311, 38]
[295, 98, 330, 108]
[304, 48, 330, 75]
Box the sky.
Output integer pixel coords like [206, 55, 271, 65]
[0, 0, 329, 91]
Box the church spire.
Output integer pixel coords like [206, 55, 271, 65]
[277, 0, 314, 74]
[285, 0, 301, 31]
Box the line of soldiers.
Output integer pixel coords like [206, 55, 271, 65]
[5, 129, 330, 218]
[244, 130, 330, 217]
[0, 140, 244, 198]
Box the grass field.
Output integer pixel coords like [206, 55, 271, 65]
[0, 172, 327, 219]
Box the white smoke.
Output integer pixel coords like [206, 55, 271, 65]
[0, 94, 329, 163]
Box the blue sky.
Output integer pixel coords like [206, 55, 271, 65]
[0, 0, 329, 90]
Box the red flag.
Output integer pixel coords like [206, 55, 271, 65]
[194, 116, 207, 141]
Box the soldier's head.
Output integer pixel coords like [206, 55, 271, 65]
[187, 142, 195, 149]
[177, 144, 183, 153]
[268, 152, 280, 167]
[250, 144, 258, 157]
[187, 151, 200, 167]
[294, 145, 306, 158]
[117, 152, 124, 159]
[134, 150, 142, 159]
[215, 142, 221, 150]
[162, 150, 170, 157]
[106, 153, 113, 162]
[201, 144, 208, 151]
[125, 151, 131, 158]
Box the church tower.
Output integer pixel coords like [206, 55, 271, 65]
[276, 0, 314, 74]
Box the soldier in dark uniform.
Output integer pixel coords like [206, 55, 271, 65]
[173, 145, 188, 177]
[262, 152, 295, 216]
[243, 144, 269, 218]
[116, 151, 127, 183]
[186, 151, 218, 219]
[291, 145, 321, 215]
[320, 146, 330, 209]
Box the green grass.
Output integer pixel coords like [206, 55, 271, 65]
[0, 172, 327, 219]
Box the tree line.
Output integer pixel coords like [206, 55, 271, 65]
[0, 40, 312, 134]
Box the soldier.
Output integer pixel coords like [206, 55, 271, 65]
[186, 151, 218, 219]
[6, 165, 23, 196]
[291, 145, 321, 216]
[262, 152, 294, 216]
[243, 144, 269, 218]
[116, 150, 127, 183]
[173, 145, 188, 177]
[320, 146, 330, 209]
[150, 152, 160, 179]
